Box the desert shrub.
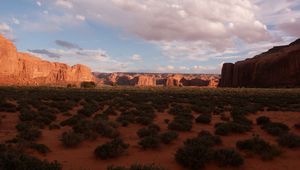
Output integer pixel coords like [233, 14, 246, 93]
[94, 138, 129, 159]
[0, 144, 61, 170]
[277, 133, 300, 148]
[168, 117, 193, 132]
[49, 124, 60, 130]
[195, 114, 212, 124]
[107, 164, 166, 170]
[214, 123, 231, 136]
[80, 81, 96, 88]
[169, 104, 191, 115]
[60, 115, 83, 126]
[19, 127, 42, 141]
[77, 102, 99, 117]
[256, 116, 271, 125]
[30, 143, 51, 154]
[60, 131, 84, 148]
[135, 116, 153, 125]
[160, 131, 178, 144]
[175, 131, 221, 169]
[294, 123, 300, 129]
[94, 119, 120, 138]
[262, 122, 289, 136]
[139, 136, 160, 149]
[213, 149, 244, 167]
[215, 122, 251, 136]
[0, 101, 17, 112]
[103, 107, 118, 116]
[137, 124, 160, 138]
[236, 135, 281, 160]
[232, 115, 253, 127]
[187, 131, 222, 147]
[175, 142, 212, 170]
[19, 110, 38, 122]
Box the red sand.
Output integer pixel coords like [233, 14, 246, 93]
[1, 111, 300, 170]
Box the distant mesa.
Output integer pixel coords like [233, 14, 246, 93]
[93, 72, 220, 88]
[219, 39, 300, 88]
[0, 34, 95, 86]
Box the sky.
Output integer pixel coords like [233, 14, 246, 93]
[0, 0, 300, 74]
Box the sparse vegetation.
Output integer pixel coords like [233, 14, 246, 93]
[236, 135, 281, 160]
[107, 164, 167, 170]
[277, 133, 300, 148]
[195, 114, 212, 124]
[213, 149, 244, 167]
[80, 81, 96, 88]
[94, 138, 129, 159]
[256, 116, 271, 125]
[60, 131, 84, 148]
[175, 131, 221, 169]
[0, 144, 61, 170]
[1, 87, 300, 169]
[160, 131, 178, 144]
[261, 122, 290, 136]
[139, 136, 161, 149]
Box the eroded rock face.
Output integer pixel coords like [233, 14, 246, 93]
[132, 75, 156, 86]
[220, 39, 300, 87]
[95, 72, 220, 87]
[0, 35, 95, 86]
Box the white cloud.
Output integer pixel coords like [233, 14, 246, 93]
[130, 54, 143, 61]
[75, 15, 86, 21]
[12, 18, 20, 25]
[56, 0, 271, 50]
[0, 23, 14, 40]
[36, 1, 42, 7]
[21, 14, 84, 32]
[27, 48, 130, 72]
[55, 0, 73, 9]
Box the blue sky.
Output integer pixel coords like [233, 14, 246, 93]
[0, 0, 300, 73]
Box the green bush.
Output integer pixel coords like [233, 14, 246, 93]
[262, 122, 289, 136]
[195, 114, 212, 124]
[278, 133, 300, 148]
[60, 131, 84, 148]
[139, 136, 160, 149]
[236, 135, 281, 160]
[160, 131, 178, 144]
[94, 138, 129, 159]
[213, 149, 244, 167]
[256, 116, 271, 125]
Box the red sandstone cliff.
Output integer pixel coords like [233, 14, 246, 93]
[219, 39, 300, 88]
[0, 35, 95, 86]
[94, 72, 219, 88]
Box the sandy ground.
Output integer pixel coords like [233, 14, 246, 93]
[1, 110, 300, 170]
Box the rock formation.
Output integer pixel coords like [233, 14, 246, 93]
[132, 75, 156, 86]
[94, 72, 220, 88]
[219, 39, 300, 88]
[0, 35, 95, 86]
